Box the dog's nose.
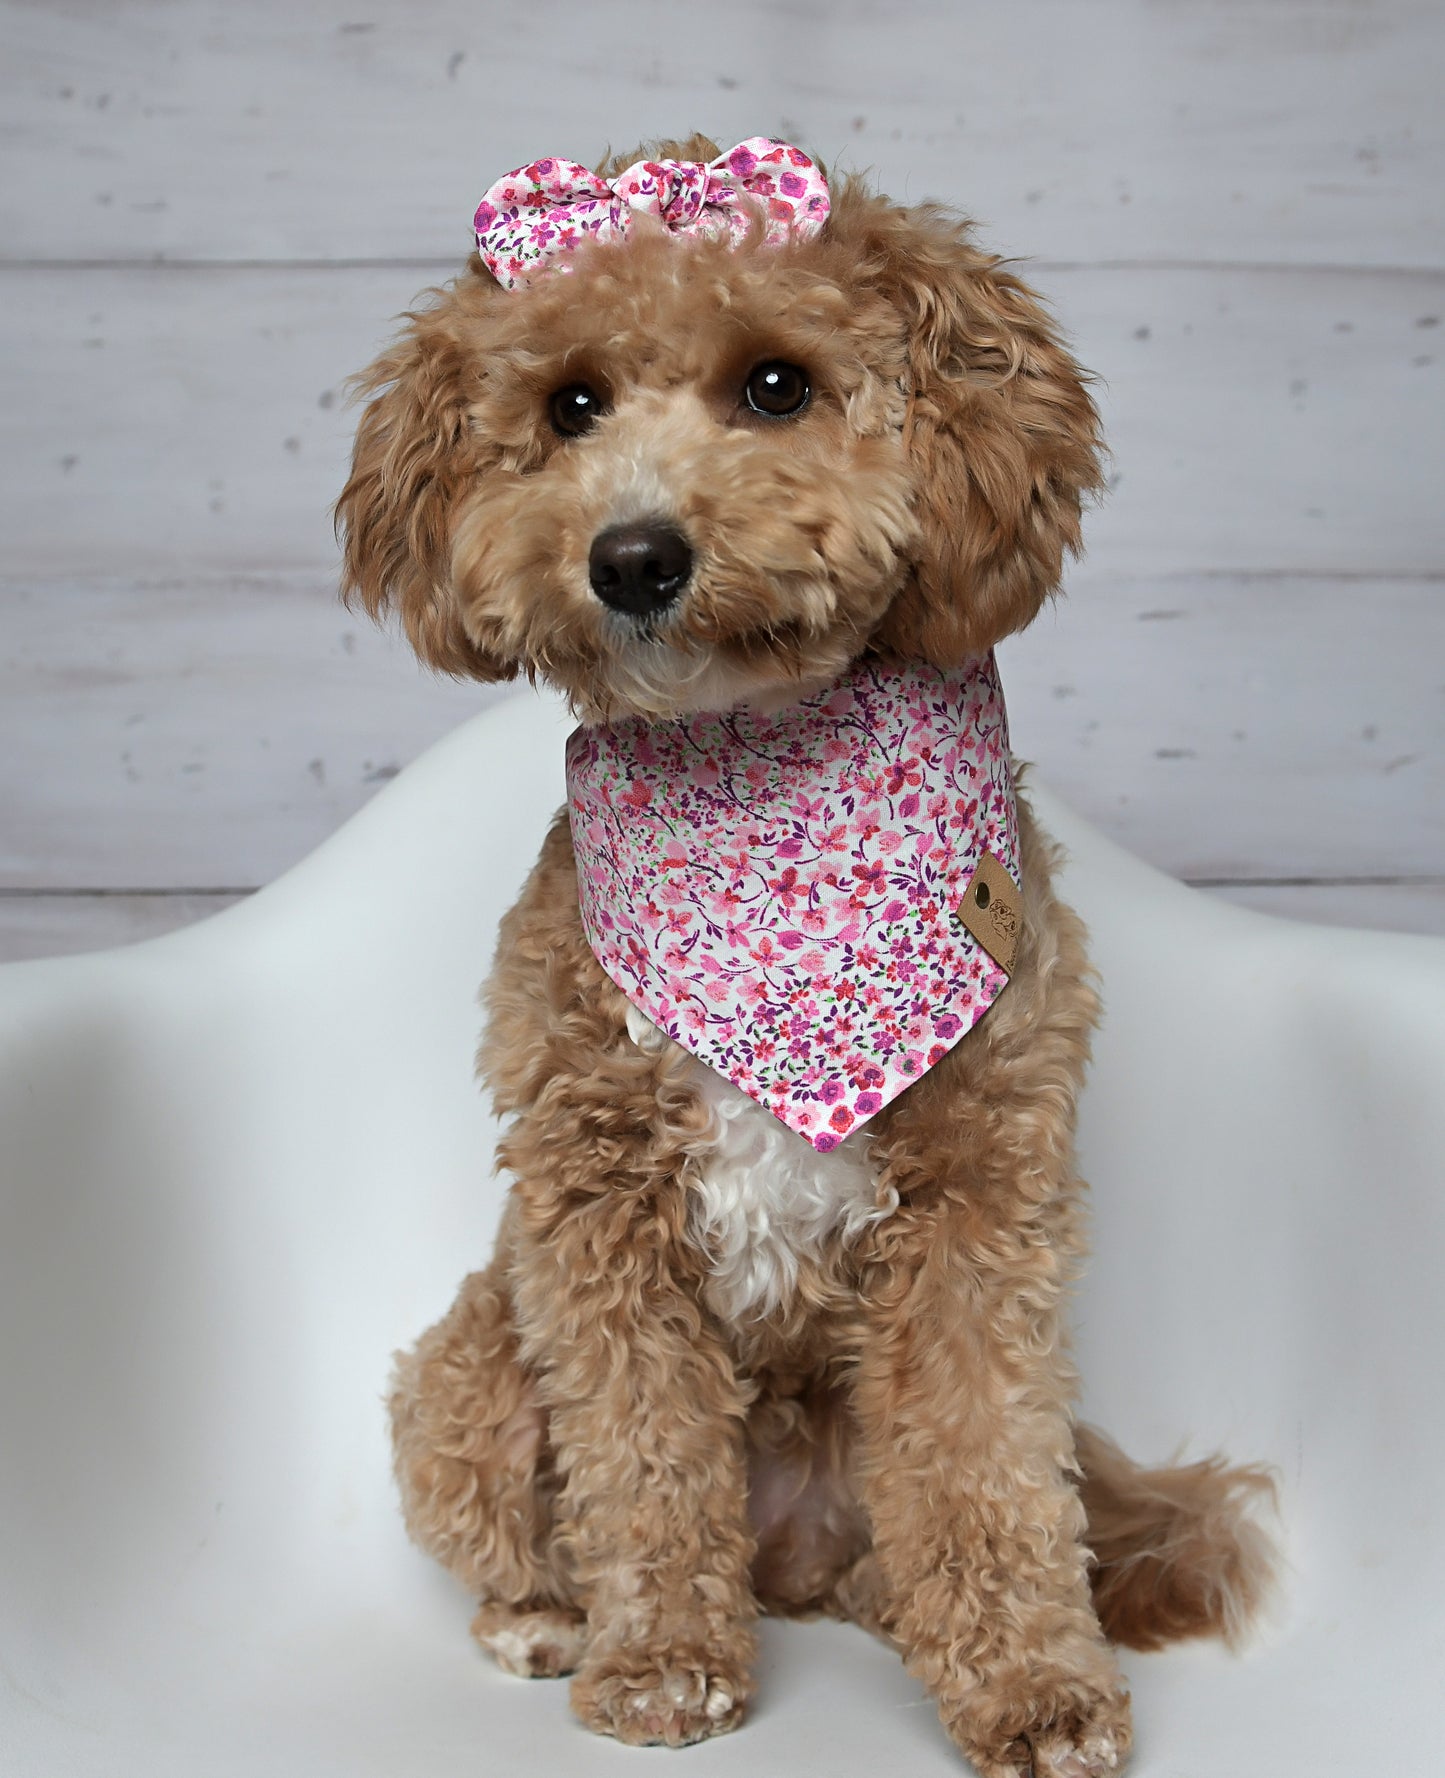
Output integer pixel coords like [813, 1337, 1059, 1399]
[588, 523, 693, 617]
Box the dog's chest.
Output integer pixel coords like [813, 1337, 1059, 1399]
[626, 1007, 893, 1322]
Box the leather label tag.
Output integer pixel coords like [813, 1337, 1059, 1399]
[955, 851, 1021, 974]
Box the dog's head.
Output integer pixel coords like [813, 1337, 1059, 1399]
[337, 135, 1102, 724]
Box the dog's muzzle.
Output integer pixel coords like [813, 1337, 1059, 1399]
[588, 522, 693, 619]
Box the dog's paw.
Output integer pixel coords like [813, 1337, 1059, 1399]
[570, 1639, 751, 1747]
[953, 1668, 1132, 1778]
[470, 1601, 588, 1678]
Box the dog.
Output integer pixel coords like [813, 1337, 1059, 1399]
[336, 135, 1275, 1777]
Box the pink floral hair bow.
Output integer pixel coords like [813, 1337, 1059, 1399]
[473, 138, 830, 290]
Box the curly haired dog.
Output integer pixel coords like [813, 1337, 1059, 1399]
[336, 136, 1275, 1777]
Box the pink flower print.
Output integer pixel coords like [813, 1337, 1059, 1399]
[829, 1105, 855, 1133]
[933, 1012, 963, 1040]
[728, 145, 760, 177]
[564, 651, 1017, 1150]
[772, 866, 805, 909]
[887, 758, 923, 795]
[854, 1092, 883, 1117]
[779, 171, 807, 199]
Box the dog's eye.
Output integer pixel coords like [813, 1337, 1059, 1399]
[549, 383, 607, 438]
[744, 361, 811, 418]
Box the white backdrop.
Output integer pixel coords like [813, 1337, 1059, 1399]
[1, 0, 1441, 956]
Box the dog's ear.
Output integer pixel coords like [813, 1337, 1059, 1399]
[335, 280, 518, 682]
[839, 192, 1104, 664]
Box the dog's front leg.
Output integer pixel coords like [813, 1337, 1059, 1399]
[852, 1180, 1131, 1777]
[507, 1141, 757, 1748]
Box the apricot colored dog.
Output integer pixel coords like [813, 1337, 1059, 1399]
[337, 137, 1273, 1776]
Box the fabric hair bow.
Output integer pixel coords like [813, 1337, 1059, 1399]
[473, 138, 830, 290]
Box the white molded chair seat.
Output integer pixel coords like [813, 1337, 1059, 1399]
[2, 691, 1442, 1776]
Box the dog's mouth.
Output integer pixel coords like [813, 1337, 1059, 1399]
[573, 602, 876, 725]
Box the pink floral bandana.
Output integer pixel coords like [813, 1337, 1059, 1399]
[473, 138, 830, 290]
[565, 655, 1022, 1152]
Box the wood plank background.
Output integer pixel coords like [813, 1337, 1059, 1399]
[2, 0, 1441, 958]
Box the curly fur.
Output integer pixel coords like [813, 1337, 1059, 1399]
[341, 136, 1277, 1774]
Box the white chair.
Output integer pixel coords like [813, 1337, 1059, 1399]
[2, 690, 1441, 1776]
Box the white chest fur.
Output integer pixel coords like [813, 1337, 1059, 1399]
[626, 1006, 895, 1322]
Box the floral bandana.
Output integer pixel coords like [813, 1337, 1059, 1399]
[473, 138, 830, 289]
[565, 655, 1022, 1152]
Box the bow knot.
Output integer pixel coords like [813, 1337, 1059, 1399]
[474, 138, 830, 290]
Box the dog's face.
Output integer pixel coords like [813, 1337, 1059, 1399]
[338, 141, 1103, 724]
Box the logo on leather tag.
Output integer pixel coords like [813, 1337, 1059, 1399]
[956, 851, 1020, 974]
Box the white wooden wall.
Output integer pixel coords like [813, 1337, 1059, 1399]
[2, 0, 1441, 959]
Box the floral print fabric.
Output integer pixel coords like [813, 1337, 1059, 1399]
[566, 655, 1021, 1152]
[473, 138, 830, 289]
